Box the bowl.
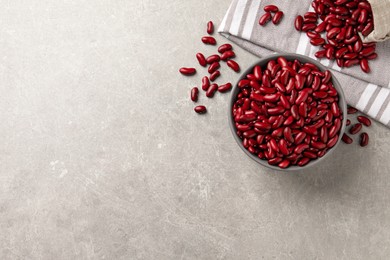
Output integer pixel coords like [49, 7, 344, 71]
[228, 53, 347, 171]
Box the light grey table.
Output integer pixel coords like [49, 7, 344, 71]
[1, 1, 390, 259]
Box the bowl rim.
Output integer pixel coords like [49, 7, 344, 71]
[228, 53, 347, 171]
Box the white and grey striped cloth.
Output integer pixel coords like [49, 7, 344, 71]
[219, 0, 390, 127]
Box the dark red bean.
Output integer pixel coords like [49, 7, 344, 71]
[218, 83, 232, 93]
[278, 160, 290, 169]
[357, 115, 371, 127]
[238, 79, 250, 88]
[268, 157, 283, 165]
[218, 44, 232, 53]
[272, 11, 284, 25]
[227, 60, 240, 72]
[298, 157, 310, 167]
[347, 107, 358, 114]
[295, 15, 304, 31]
[179, 67, 196, 75]
[342, 133, 353, 144]
[191, 87, 199, 102]
[206, 54, 220, 64]
[349, 123, 362, 135]
[360, 133, 369, 147]
[327, 135, 339, 148]
[208, 62, 220, 74]
[207, 21, 214, 35]
[202, 76, 210, 91]
[310, 38, 325, 46]
[360, 59, 370, 73]
[302, 23, 317, 31]
[344, 59, 359, 68]
[194, 105, 207, 114]
[209, 70, 220, 81]
[206, 83, 218, 98]
[259, 12, 272, 26]
[201, 36, 216, 45]
[264, 5, 279, 12]
[196, 53, 207, 67]
[221, 51, 235, 61]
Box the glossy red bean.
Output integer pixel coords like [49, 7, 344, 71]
[342, 133, 353, 144]
[327, 135, 339, 148]
[357, 115, 371, 127]
[259, 12, 272, 26]
[264, 5, 279, 12]
[349, 123, 362, 135]
[360, 133, 369, 147]
[206, 55, 220, 64]
[196, 53, 207, 67]
[206, 83, 218, 98]
[218, 83, 232, 93]
[208, 62, 220, 74]
[272, 11, 284, 25]
[207, 21, 214, 34]
[347, 107, 358, 114]
[194, 105, 207, 114]
[360, 59, 370, 73]
[218, 43, 232, 53]
[209, 70, 220, 81]
[201, 36, 216, 45]
[179, 67, 196, 75]
[191, 87, 199, 102]
[227, 60, 240, 72]
[268, 157, 283, 165]
[295, 15, 304, 31]
[278, 159, 290, 169]
[202, 76, 210, 91]
[221, 51, 235, 61]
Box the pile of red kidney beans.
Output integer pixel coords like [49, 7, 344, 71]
[234, 57, 343, 168]
[295, 0, 376, 73]
[179, 21, 240, 114]
[179, 1, 376, 169]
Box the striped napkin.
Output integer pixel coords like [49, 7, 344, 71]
[219, 0, 390, 127]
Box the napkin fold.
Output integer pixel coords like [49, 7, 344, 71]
[219, 0, 390, 128]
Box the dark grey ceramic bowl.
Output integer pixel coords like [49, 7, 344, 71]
[228, 53, 347, 171]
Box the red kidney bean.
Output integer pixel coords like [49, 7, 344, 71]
[295, 15, 304, 31]
[327, 135, 338, 148]
[302, 23, 317, 31]
[349, 123, 362, 135]
[238, 79, 250, 88]
[218, 44, 232, 53]
[179, 67, 196, 75]
[191, 87, 199, 102]
[201, 36, 216, 45]
[196, 53, 207, 67]
[310, 38, 325, 46]
[208, 62, 220, 74]
[221, 51, 235, 61]
[357, 115, 371, 127]
[264, 5, 279, 12]
[344, 59, 359, 68]
[278, 159, 290, 169]
[342, 133, 353, 144]
[268, 157, 283, 165]
[218, 83, 232, 93]
[360, 59, 370, 73]
[206, 55, 220, 64]
[297, 157, 310, 167]
[202, 76, 210, 91]
[227, 60, 240, 72]
[360, 133, 369, 147]
[194, 105, 207, 114]
[259, 12, 272, 26]
[206, 83, 218, 98]
[209, 70, 220, 81]
[272, 11, 284, 25]
[347, 107, 358, 114]
[207, 21, 214, 34]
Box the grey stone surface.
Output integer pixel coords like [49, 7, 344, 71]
[0, 0, 389, 259]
